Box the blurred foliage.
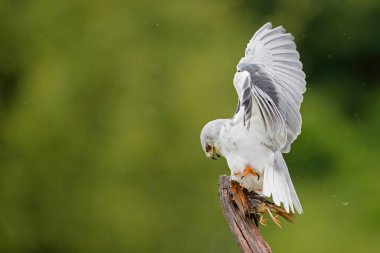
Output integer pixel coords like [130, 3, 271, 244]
[0, 0, 379, 252]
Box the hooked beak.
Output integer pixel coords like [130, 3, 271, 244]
[210, 147, 221, 160]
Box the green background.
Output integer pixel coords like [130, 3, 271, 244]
[1, 0, 379, 252]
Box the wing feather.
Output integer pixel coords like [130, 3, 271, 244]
[232, 22, 306, 213]
[237, 22, 306, 153]
[252, 87, 287, 147]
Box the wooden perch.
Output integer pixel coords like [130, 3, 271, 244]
[218, 175, 272, 253]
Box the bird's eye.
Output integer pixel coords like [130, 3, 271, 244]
[205, 145, 212, 152]
[237, 69, 242, 72]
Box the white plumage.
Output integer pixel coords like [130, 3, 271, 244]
[200, 23, 306, 214]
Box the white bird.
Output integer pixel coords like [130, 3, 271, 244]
[200, 22, 306, 214]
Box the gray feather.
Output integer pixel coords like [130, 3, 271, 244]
[234, 99, 240, 115]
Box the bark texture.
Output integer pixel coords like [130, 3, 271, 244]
[218, 175, 272, 253]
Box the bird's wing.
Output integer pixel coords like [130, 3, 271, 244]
[234, 22, 306, 152]
[233, 71, 287, 151]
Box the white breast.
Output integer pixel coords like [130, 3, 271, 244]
[218, 106, 274, 191]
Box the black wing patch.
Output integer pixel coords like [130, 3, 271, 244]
[235, 63, 287, 150]
[238, 63, 280, 107]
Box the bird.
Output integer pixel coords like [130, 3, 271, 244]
[200, 22, 306, 216]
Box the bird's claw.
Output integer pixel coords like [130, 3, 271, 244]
[241, 165, 260, 181]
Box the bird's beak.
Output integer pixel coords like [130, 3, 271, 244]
[210, 147, 221, 160]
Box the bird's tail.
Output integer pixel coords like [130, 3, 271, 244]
[262, 152, 303, 214]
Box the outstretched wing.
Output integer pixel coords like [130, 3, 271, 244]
[234, 22, 306, 153]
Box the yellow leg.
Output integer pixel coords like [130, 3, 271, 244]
[242, 165, 258, 178]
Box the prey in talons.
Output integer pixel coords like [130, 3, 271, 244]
[230, 180, 294, 228]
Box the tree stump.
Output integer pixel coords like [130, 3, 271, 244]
[218, 175, 272, 253]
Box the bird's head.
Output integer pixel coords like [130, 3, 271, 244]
[200, 119, 226, 160]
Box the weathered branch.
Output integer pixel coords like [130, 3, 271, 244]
[218, 175, 272, 253]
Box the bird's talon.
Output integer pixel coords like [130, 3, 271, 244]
[241, 165, 257, 179]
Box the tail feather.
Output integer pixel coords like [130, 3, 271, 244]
[263, 152, 303, 214]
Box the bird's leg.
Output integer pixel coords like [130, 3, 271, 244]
[265, 206, 281, 228]
[241, 165, 259, 180]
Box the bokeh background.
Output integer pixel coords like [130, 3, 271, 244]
[1, 0, 380, 252]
